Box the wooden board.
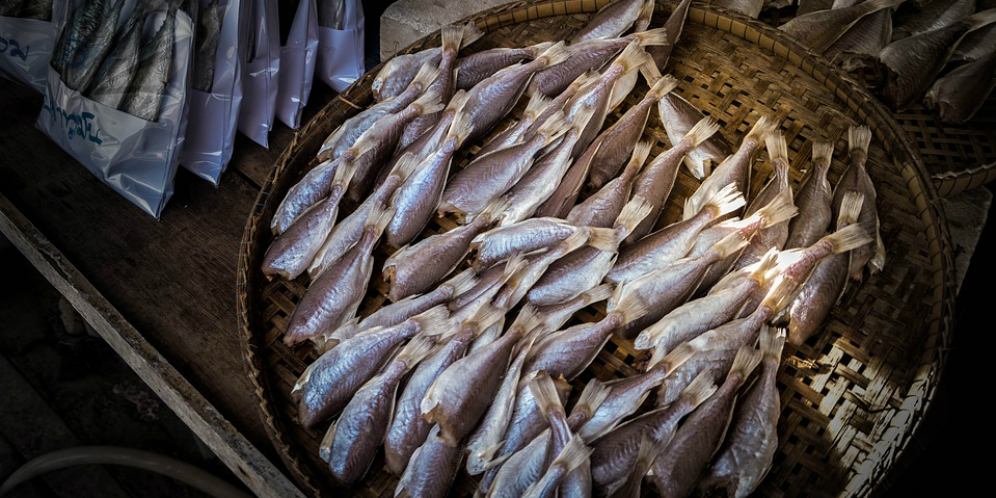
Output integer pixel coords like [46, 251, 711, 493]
[0, 86, 305, 498]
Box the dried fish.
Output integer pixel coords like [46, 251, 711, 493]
[647, 0, 692, 69]
[608, 184, 745, 285]
[525, 283, 615, 334]
[924, 51, 996, 124]
[951, 23, 996, 63]
[658, 91, 732, 180]
[779, 0, 904, 53]
[395, 424, 464, 498]
[786, 141, 834, 249]
[569, 0, 653, 43]
[398, 25, 467, 150]
[320, 337, 436, 484]
[590, 373, 716, 495]
[122, 2, 176, 121]
[731, 133, 794, 271]
[522, 436, 592, 498]
[87, 13, 144, 110]
[713, 0, 764, 19]
[294, 307, 450, 427]
[879, 9, 996, 111]
[456, 41, 554, 90]
[53, 0, 105, 74]
[67, 0, 125, 91]
[824, 8, 893, 65]
[830, 125, 883, 278]
[475, 92, 552, 159]
[470, 217, 579, 271]
[787, 192, 863, 345]
[609, 435, 669, 498]
[628, 117, 721, 242]
[797, 0, 834, 16]
[283, 205, 395, 346]
[587, 76, 678, 189]
[373, 23, 482, 101]
[648, 347, 762, 498]
[684, 116, 776, 219]
[193, 0, 223, 92]
[568, 141, 653, 228]
[893, 0, 975, 41]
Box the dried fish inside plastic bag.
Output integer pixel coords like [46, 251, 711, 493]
[317, 0, 345, 29]
[64, 0, 125, 91]
[123, 3, 178, 121]
[86, 14, 145, 109]
[192, 0, 222, 92]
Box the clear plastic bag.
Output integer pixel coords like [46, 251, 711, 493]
[36, 3, 193, 218]
[180, 0, 246, 185]
[0, 1, 66, 93]
[316, 0, 363, 92]
[237, 0, 279, 148]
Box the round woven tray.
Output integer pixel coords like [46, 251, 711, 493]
[236, 1, 956, 497]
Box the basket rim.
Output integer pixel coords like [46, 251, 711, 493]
[235, 2, 957, 496]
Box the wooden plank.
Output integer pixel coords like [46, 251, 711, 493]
[0, 193, 305, 498]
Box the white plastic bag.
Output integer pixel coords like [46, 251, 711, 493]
[0, 1, 65, 93]
[275, 0, 318, 129]
[180, 0, 246, 184]
[36, 3, 193, 218]
[238, 0, 279, 148]
[316, 0, 363, 92]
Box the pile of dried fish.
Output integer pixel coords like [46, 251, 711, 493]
[0, 0, 53, 19]
[779, 0, 996, 122]
[262, 0, 883, 495]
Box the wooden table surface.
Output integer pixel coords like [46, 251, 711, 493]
[0, 82, 339, 498]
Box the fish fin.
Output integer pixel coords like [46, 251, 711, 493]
[838, 191, 865, 227]
[966, 8, 996, 32]
[848, 125, 872, 157]
[680, 370, 718, 408]
[446, 89, 471, 113]
[812, 140, 834, 164]
[569, 70, 599, 91]
[649, 340, 696, 370]
[444, 268, 479, 297]
[411, 90, 445, 116]
[639, 58, 664, 86]
[397, 335, 438, 367]
[537, 41, 571, 67]
[614, 42, 653, 74]
[529, 373, 566, 422]
[447, 105, 475, 147]
[871, 230, 886, 272]
[745, 115, 779, 147]
[524, 92, 552, 120]
[730, 346, 763, 380]
[470, 302, 507, 333]
[684, 116, 721, 148]
[390, 152, 424, 185]
[698, 183, 746, 218]
[318, 419, 338, 462]
[759, 275, 798, 315]
[343, 125, 381, 163]
[756, 192, 799, 229]
[528, 41, 556, 57]
[750, 248, 781, 285]
[632, 26, 669, 47]
[536, 110, 571, 143]
[765, 132, 788, 164]
[636, 0, 656, 28]
[501, 255, 529, 284]
[711, 231, 750, 260]
[410, 305, 453, 340]
[571, 379, 610, 420]
[615, 196, 655, 236]
[610, 288, 651, 324]
[550, 435, 593, 474]
[365, 202, 396, 232]
[581, 283, 615, 306]
[481, 196, 512, 224]
[560, 229, 592, 254]
[570, 104, 598, 133]
[627, 141, 654, 176]
[634, 433, 668, 471]
[760, 325, 787, 361]
[824, 223, 872, 254]
[648, 74, 679, 101]
[461, 22, 485, 48]
[410, 62, 441, 92]
[514, 305, 548, 337]
[441, 24, 466, 55]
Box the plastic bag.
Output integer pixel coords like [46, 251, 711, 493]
[180, 0, 246, 185]
[36, 2, 193, 218]
[237, 0, 279, 148]
[0, 1, 66, 93]
[316, 0, 363, 92]
[275, 0, 318, 129]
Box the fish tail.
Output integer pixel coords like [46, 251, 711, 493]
[636, 0, 656, 28]
[581, 283, 615, 306]
[701, 183, 746, 218]
[528, 41, 556, 57]
[684, 116, 721, 148]
[481, 196, 512, 224]
[639, 56, 664, 84]
[615, 196, 655, 236]
[572, 379, 610, 419]
[570, 105, 597, 133]
[634, 320, 667, 350]
[537, 41, 571, 68]
[570, 70, 598, 91]
[679, 370, 718, 408]
[410, 62, 441, 92]
[760, 325, 787, 361]
[441, 24, 466, 55]
[765, 132, 788, 165]
[524, 92, 552, 120]
[332, 157, 357, 188]
[444, 268, 479, 297]
[560, 229, 592, 254]
[536, 110, 571, 144]
[634, 434, 668, 471]
[647, 74, 678, 101]
[391, 153, 425, 185]
[756, 195, 798, 228]
[632, 26, 669, 47]
[825, 224, 872, 255]
[446, 89, 471, 114]
[626, 141, 654, 177]
[750, 248, 781, 285]
[760, 275, 798, 315]
[517, 303, 549, 337]
[838, 191, 865, 227]
[965, 7, 996, 32]
[648, 340, 695, 372]
[529, 373, 566, 422]
[411, 90, 445, 116]
[365, 202, 397, 232]
[468, 302, 506, 333]
[812, 140, 834, 167]
[711, 231, 750, 260]
[447, 105, 475, 147]
[614, 42, 653, 74]
[871, 228, 886, 273]
[848, 125, 872, 159]
[397, 335, 438, 368]
[318, 419, 339, 462]
[344, 126, 380, 163]
[729, 346, 763, 381]
[461, 22, 486, 48]
[745, 115, 779, 146]
[610, 288, 651, 325]
[550, 435, 592, 474]
[412, 305, 452, 336]
[501, 255, 529, 285]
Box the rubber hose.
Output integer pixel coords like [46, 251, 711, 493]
[0, 446, 253, 498]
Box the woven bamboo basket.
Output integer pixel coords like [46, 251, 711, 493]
[755, 5, 996, 197]
[236, 1, 957, 497]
